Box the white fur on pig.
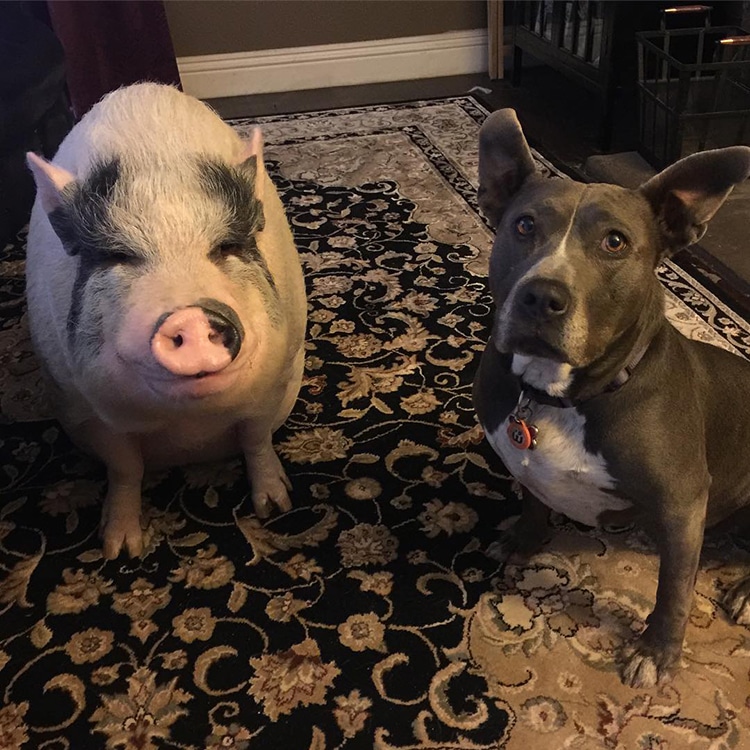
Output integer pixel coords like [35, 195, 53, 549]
[26, 83, 307, 558]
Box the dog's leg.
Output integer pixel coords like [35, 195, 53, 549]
[620, 491, 708, 688]
[724, 577, 750, 625]
[486, 488, 550, 563]
[719, 509, 750, 625]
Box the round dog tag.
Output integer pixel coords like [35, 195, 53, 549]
[507, 416, 533, 450]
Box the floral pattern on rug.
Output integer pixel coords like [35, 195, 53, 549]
[1, 97, 749, 749]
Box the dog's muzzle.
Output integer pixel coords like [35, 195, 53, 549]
[497, 277, 573, 361]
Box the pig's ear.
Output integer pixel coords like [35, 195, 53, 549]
[639, 145, 750, 255]
[478, 109, 537, 228]
[238, 128, 265, 200]
[26, 152, 75, 213]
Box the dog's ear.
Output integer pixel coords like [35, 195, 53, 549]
[639, 146, 750, 256]
[478, 109, 537, 228]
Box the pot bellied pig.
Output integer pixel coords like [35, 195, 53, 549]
[25, 83, 307, 559]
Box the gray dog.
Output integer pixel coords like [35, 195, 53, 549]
[473, 108, 750, 687]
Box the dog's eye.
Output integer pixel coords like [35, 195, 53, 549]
[515, 216, 535, 236]
[602, 231, 628, 253]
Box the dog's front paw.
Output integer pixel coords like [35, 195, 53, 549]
[724, 576, 750, 626]
[620, 630, 682, 688]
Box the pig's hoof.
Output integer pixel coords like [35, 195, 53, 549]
[247, 450, 293, 518]
[619, 632, 680, 688]
[251, 474, 293, 519]
[724, 576, 750, 626]
[101, 515, 144, 559]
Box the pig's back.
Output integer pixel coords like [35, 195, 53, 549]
[52, 83, 243, 175]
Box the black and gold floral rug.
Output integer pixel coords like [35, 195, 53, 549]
[2, 97, 750, 749]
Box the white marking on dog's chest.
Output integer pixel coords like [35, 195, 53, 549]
[511, 355, 573, 397]
[486, 404, 632, 527]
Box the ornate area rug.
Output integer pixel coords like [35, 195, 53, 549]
[1, 97, 750, 749]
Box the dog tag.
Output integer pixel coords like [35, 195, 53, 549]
[507, 415, 538, 450]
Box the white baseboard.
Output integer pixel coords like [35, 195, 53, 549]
[177, 29, 489, 100]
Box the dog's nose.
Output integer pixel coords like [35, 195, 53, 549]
[516, 278, 571, 320]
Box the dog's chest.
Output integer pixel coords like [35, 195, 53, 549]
[485, 404, 632, 527]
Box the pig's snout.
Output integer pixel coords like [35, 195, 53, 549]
[151, 301, 244, 377]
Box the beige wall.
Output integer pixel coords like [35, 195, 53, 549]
[165, 0, 487, 57]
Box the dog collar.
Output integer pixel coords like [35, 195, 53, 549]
[506, 337, 654, 451]
[519, 337, 653, 409]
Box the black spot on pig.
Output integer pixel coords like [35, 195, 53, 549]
[46, 159, 139, 340]
[50, 159, 134, 260]
[197, 157, 277, 294]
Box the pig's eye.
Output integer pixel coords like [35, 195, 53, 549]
[515, 215, 535, 236]
[211, 242, 244, 261]
[93, 249, 139, 266]
[601, 231, 628, 254]
[108, 251, 136, 264]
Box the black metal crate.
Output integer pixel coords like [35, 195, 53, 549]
[636, 10, 750, 169]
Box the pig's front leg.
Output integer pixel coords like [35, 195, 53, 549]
[76, 419, 145, 558]
[238, 422, 292, 518]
